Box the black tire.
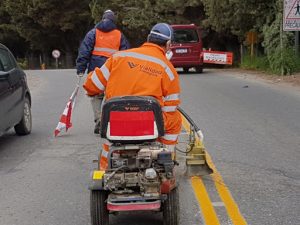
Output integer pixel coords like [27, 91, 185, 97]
[90, 190, 109, 225]
[195, 66, 203, 73]
[183, 67, 189, 73]
[163, 187, 179, 225]
[14, 97, 32, 135]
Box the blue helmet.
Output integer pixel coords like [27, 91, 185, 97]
[149, 23, 173, 41]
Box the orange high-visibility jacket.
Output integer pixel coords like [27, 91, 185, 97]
[92, 29, 121, 58]
[84, 42, 182, 144]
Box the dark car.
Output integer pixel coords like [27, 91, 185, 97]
[0, 43, 32, 136]
[170, 24, 203, 73]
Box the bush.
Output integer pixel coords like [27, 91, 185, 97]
[240, 55, 270, 71]
[262, 7, 297, 75]
[269, 48, 299, 75]
[17, 58, 28, 69]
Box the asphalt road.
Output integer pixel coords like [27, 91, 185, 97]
[0, 69, 299, 225]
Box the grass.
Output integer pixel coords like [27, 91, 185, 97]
[240, 54, 300, 75]
[240, 55, 270, 71]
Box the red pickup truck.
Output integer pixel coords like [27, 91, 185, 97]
[170, 24, 203, 73]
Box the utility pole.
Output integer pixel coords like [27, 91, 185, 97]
[280, 13, 284, 76]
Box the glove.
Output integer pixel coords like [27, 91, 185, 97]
[165, 50, 173, 60]
[77, 72, 84, 77]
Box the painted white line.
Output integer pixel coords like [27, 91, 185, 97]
[212, 202, 225, 207]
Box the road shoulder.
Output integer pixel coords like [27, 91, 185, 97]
[218, 68, 300, 92]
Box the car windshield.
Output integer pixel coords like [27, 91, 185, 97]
[0, 48, 14, 71]
[173, 29, 199, 43]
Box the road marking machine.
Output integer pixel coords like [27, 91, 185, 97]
[89, 96, 212, 225]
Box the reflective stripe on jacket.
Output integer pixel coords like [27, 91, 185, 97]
[92, 29, 121, 58]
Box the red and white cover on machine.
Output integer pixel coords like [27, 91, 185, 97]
[107, 111, 159, 141]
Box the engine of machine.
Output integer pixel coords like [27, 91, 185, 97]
[103, 147, 175, 196]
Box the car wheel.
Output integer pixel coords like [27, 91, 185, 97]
[90, 190, 109, 225]
[195, 66, 203, 73]
[14, 97, 32, 135]
[163, 187, 179, 225]
[183, 67, 189, 73]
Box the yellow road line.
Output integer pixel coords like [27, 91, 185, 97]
[191, 176, 221, 225]
[206, 154, 248, 225]
[180, 112, 247, 224]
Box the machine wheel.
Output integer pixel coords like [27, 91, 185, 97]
[163, 187, 179, 225]
[183, 67, 190, 73]
[195, 66, 203, 73]
[14, 97, 32, 135]
[90, 190, 109, 225]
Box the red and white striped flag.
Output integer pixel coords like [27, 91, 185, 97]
[54, 84, 80, 137]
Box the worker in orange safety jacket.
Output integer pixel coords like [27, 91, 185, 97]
[76, 9, 130, 134]
[83, 23, 182, 170]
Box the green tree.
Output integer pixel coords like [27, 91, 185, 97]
[90, 0, 204, 46]
[4, 0, 92, 67]
[0, 1, 27, 57]
[202, 0, 275, 40]
[202, 0, 299, 74]
[262, 0, 296, 74]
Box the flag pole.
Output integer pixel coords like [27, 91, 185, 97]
[54, 76, 83, 137]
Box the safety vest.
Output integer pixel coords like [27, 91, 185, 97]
[92, 29, 121, 58]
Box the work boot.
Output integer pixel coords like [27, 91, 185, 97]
[94, 120, 101, 135]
